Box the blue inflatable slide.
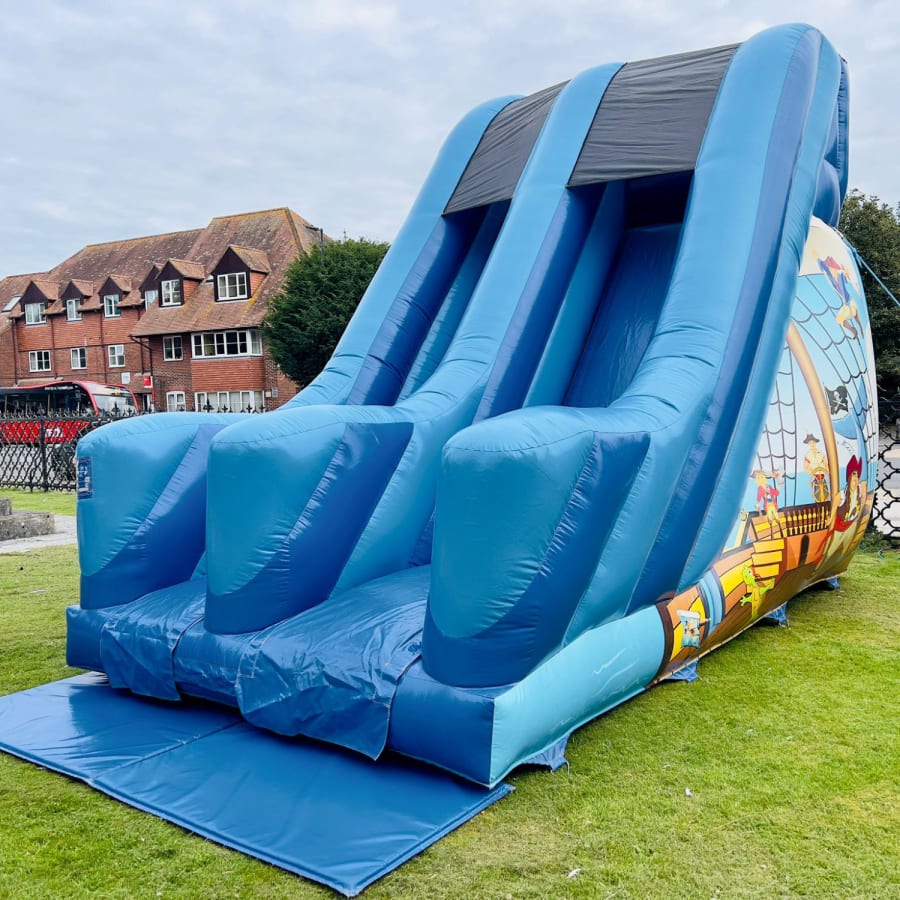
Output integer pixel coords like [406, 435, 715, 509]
[2, 23, 874, 896]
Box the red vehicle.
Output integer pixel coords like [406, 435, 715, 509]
[0, 380, 138, 444]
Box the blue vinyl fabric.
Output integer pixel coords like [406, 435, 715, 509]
[422, 24, 848, 687]
[62, 23, 858, 818]
[236, 567, 430, 758]
[0, 676, 510, 897]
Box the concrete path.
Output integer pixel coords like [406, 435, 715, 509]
[0, 515, 77, 554]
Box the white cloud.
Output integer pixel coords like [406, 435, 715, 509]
[1, 0, 899, 276]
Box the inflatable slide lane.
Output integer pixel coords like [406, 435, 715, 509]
[0, 22, 877, 896]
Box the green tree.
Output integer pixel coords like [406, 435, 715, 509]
[263, 238, 389, 387]
[839, 190, 900, 393]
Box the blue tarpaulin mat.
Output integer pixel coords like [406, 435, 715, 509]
[0, 674, 512, 896]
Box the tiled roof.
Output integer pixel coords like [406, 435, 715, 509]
[3, 208, 320, 338]
[135, 279, 267, 334]
[8, 277, 60, 316]
[165, 259, 207, 281]
[104, 274, 135, 293]
[120, 290, 147, 309]
[0, 273, 37, 334]
[64, 279, 94, 297]
[133, 208, 313, 337]
[49, 229, 203, 284]
[228, 245, 271, 273]
[24, 228, 205, 318]
[44, 280, 96, 316]
[28, 278, 61, 300]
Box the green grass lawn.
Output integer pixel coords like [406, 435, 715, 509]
[0, 544, 897, 899]
[0, 488, 76, 518]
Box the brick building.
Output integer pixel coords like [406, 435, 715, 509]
[0, 208, 323, 411]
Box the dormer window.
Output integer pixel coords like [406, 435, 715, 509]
[24, 302, 46, 325]
[103, 294, 121, 318]
[161, 279, 182, 306]
[144, 289, 159, 309]
[216, 271, 249, 301]
[66, 297, 82, 321]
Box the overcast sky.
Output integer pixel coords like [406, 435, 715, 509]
[1, 0, 897, 277]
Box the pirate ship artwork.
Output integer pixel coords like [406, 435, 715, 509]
[655, 218, 879, 680]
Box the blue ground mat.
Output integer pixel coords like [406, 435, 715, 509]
[0, 674, 512, 896]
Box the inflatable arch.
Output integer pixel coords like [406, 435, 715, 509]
[66, 24, 875, 794]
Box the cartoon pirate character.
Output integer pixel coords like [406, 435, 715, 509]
[803, 433, 829, 503]
[820, 454, 869, 566]
[750, 468, 782, 514]
[751, 469, 769, 513]
[833, 454, 865, 532]
[765, 474, 784, 536]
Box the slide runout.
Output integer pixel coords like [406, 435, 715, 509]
[70, 93, 518, 625]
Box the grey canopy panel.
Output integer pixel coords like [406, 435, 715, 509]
[444, 82, 567, 214]
[569, 44, 737, 187]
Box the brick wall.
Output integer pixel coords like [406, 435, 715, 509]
[191, 357, 266, 393]
[250, 271, 266, 296]
[148, 335, 192, 410]
[0, 329, 15, 384]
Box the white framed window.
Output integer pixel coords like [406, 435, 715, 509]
[191, 329, 262, 358]
[195, 389, 263, 413]
[108, 344, 125, 368]
[144, 289, 159, 309]
[28, 350, 51, 372]
[163, 335, 183, 361]
[160, 279, 182, 306]
[70, 347, 87, 369]
[216, 271, 249, 301]
[103, 294, 121, 318]
[166, 390, 186, 412]
[24, 302, 46, 325]
[66, 297, 82, 321]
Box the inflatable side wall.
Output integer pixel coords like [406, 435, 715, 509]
[68, 24, 873, 789]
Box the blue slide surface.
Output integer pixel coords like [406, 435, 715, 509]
[1, 22, 875, 894]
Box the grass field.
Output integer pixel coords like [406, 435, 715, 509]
[0, 507, 897, 898]
[0, 488, 77, 518]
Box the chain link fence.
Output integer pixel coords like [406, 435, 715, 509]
[873, 392, 900, 541]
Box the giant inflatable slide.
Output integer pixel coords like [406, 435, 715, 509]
[0, 23, 878, 896]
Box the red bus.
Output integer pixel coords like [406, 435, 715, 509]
[0, 380, 139, 444]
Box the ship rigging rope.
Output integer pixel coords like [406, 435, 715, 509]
[756, 347, 799, 504]
[799, 277, 879, 458]
[845, 241, 900, 310]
